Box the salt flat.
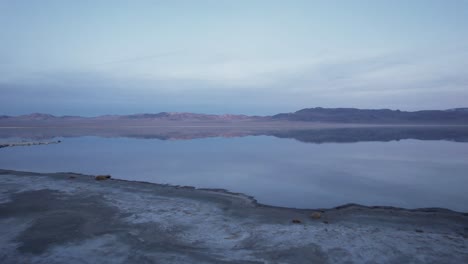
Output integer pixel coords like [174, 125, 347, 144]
[0, 170, 467, 264]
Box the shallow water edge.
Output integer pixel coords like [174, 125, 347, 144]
[1, 169, 467, 263]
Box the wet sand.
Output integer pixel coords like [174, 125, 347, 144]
[0, 169, 467, 263]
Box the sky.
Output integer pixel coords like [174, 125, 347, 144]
[1, 0, 468, 116]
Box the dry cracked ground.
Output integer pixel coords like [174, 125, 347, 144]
[0, 169, 467, 264]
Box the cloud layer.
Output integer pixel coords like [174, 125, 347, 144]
[1, 1, 467, 115]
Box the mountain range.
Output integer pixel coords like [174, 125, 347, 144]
[1, 107, 468, 125]
[272, 107, 468, 123]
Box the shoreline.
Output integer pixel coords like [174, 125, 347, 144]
[0, 141, 61, 149]
[2, 169, 467, 214]
[1, 125, 468, 144]
[1, 169, 467, 263]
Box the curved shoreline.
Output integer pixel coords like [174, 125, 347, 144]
[1, 169, 467, 263]
[1, 168, 466, 215]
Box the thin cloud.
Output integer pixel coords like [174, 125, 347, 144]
[90, 50, 184, 66]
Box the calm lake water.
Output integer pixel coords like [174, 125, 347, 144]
[1, 128, 468, 211]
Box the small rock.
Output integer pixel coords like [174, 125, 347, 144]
[415, 229, 424, 233]
[292, 219, 302, 224]
[95, 175, 111, 181]
[323, 221, 329, 224]
[310, 212, 322, 219]
[69, 176, 76, 179]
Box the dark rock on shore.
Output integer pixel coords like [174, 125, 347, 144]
[0, 169, 467, 264]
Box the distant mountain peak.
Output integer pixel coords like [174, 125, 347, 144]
[120, 112, 251, 121]
[445, 108, 468, 112]
[273, 107, 468, 124]
[2, 107, 468, 124]
[19, 113, 56, 120]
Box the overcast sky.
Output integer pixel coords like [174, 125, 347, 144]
[1, 0, 468, 116]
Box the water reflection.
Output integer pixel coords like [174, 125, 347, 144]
[1, 126, 468, 211]
[1, 126, 468, 143]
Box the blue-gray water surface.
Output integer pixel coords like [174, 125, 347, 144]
[1, 134, 468, 212]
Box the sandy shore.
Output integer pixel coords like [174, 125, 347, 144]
[0, 169, 467, 263]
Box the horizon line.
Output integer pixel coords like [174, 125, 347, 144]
[3, 106, 468, 118]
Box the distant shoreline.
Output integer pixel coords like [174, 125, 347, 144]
[2, 107, 468, 125]
[1, 124, 468, 143]
[0, 140, 61, 149]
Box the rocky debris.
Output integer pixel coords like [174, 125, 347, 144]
[311, 212, 322, 219]
[291, 219, 302, 224]
[95, 175, 112, 181]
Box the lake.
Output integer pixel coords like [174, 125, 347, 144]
[1, 126, 468, 212]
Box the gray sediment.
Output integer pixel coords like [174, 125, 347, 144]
[0, 169, 467, 264]
[0, 140, 61, 149]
